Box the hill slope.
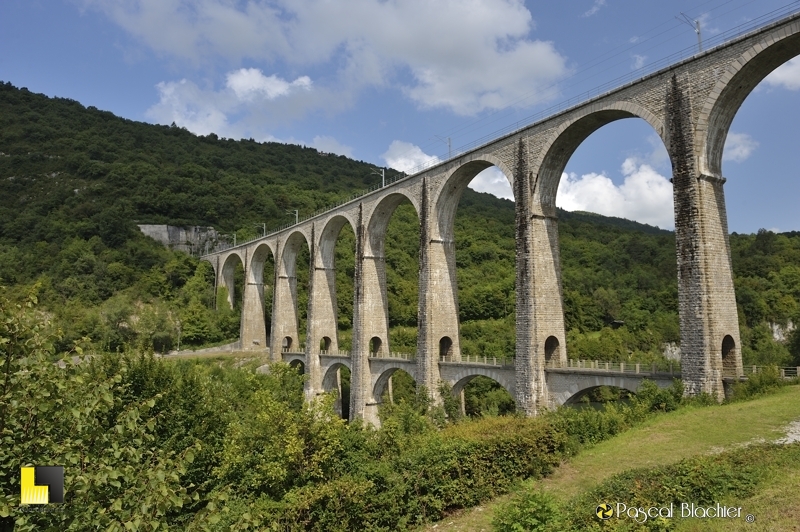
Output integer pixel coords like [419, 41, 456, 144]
[0, 81, 798, 369]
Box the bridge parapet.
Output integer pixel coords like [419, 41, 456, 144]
[546, 358, 680, 376]
[369, 351, 416, 361]
[724, 365, 800, 379]
[439, 354, 514, 367]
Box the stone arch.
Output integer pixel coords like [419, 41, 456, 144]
[697, 28, 800, 177]
[433, 154, 514, 242]
[533, 101, 666, 214]
[318, 214, 357, 269]
[282, 336, 295, 351]
[289, 359, 305, 374]
[562, 384, 635, 405]
[320, 336, 332, 352]
[273, 230, 310, 355]
[249, 242, 276, 285]
[366, 191, 420, 255]
[242, 242, 275, 348]
[358, 191, 421, 362]
[439, 336, 454, 359]
[310, 214, 357, 355]
[322, 361, 352, 390]
[544, 335, 560, 364]
[370, 336, 383, 356]
[322, 362, 352, 419]
[372, 366, 417, 404]
[450, 370, 515, 399]
[279, 230, 310, 277]
[219, 252, 245, 309]
[283, 353, 306, 367]
[721, 334, 737, 376]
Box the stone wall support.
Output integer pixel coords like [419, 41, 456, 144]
[303, 224, 325, 399]
[416, 177, 449, 404]
[514, 138, 568, 415]
[349, 204, 374, 422]
[241, 249, 269, 351]
[668, 75, 742, 400]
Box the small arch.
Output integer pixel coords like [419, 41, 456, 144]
[282, 336, 293, 352]
[439, 336, 454, 359]
[722, 335, 737, 376]
[322, 363, 351, 419]
[320, 336, 332, 352]
[370, 336, 383, 356]
[563, 385, 635, 407]
[289, 359, 305, 374]
[544, 336, 560, 363]
[219, 252, 245, 309]
[373, 368, 416, 406]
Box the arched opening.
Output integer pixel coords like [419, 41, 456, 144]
[248, 243, 275, 350]
[320, 336, 332, 353]
[544, 335, 560, 364]
[437, 159, 516, 364]
[707, 46, 800, 369]
[370, 336, 383, 356]
[722, 335, 737, 376]
[365, 193, 420, 357]
[374, 368, 416, 407]
[282, 336, 293, 352]
[453, 375, 515, 417]
[322, 363, 351, 419]
[275, 231, 310, 354]
[289, 359, 305, 374]
[217, 253, 244, 343]
[564, 385, 634, 409]
[439, 336, 453, 359]
[315, 215, 356, 354]
[260, 248, 275, 347]
[549, 115, 679, 369]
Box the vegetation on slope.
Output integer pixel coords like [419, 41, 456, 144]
[1, 81, 799, 366]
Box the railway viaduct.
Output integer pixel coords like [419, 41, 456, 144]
[201, 11, 800, 424]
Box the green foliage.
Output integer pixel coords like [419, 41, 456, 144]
[492, 489, 560, 532]
[0, 297, 205, 531]
[729, 365, 789, 401]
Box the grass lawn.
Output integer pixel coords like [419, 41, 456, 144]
[421, 384, 800, 531]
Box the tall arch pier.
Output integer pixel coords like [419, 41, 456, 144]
[204, 12, 800, 423]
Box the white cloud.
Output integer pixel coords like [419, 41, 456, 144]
[723, 132, 758, 163]
[145, 69, 324, 138]
[631, 54, 646, 70]
[557, 158, 674, 228]
[226, 69, 311, 101]
[469, 167, 514, 200]
[146, 79, 232, 136]
[382, 141, 440, 174]
[82, 0, 570, 116]
[584, 0, 607, 17]
[312, 136, 353, 158]
[764, 57, 800, 91]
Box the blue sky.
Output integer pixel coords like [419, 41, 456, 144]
[2, 0, 799, 233]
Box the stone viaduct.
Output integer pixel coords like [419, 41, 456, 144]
[202, 12, 800, 424]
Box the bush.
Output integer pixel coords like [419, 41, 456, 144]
[492, 488, 560, 532]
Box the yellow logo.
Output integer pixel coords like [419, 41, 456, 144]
[21, 466, 64, 504]
[596, 503, 614, 520]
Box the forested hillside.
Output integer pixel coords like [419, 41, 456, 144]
[0, 81, 798, 367]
